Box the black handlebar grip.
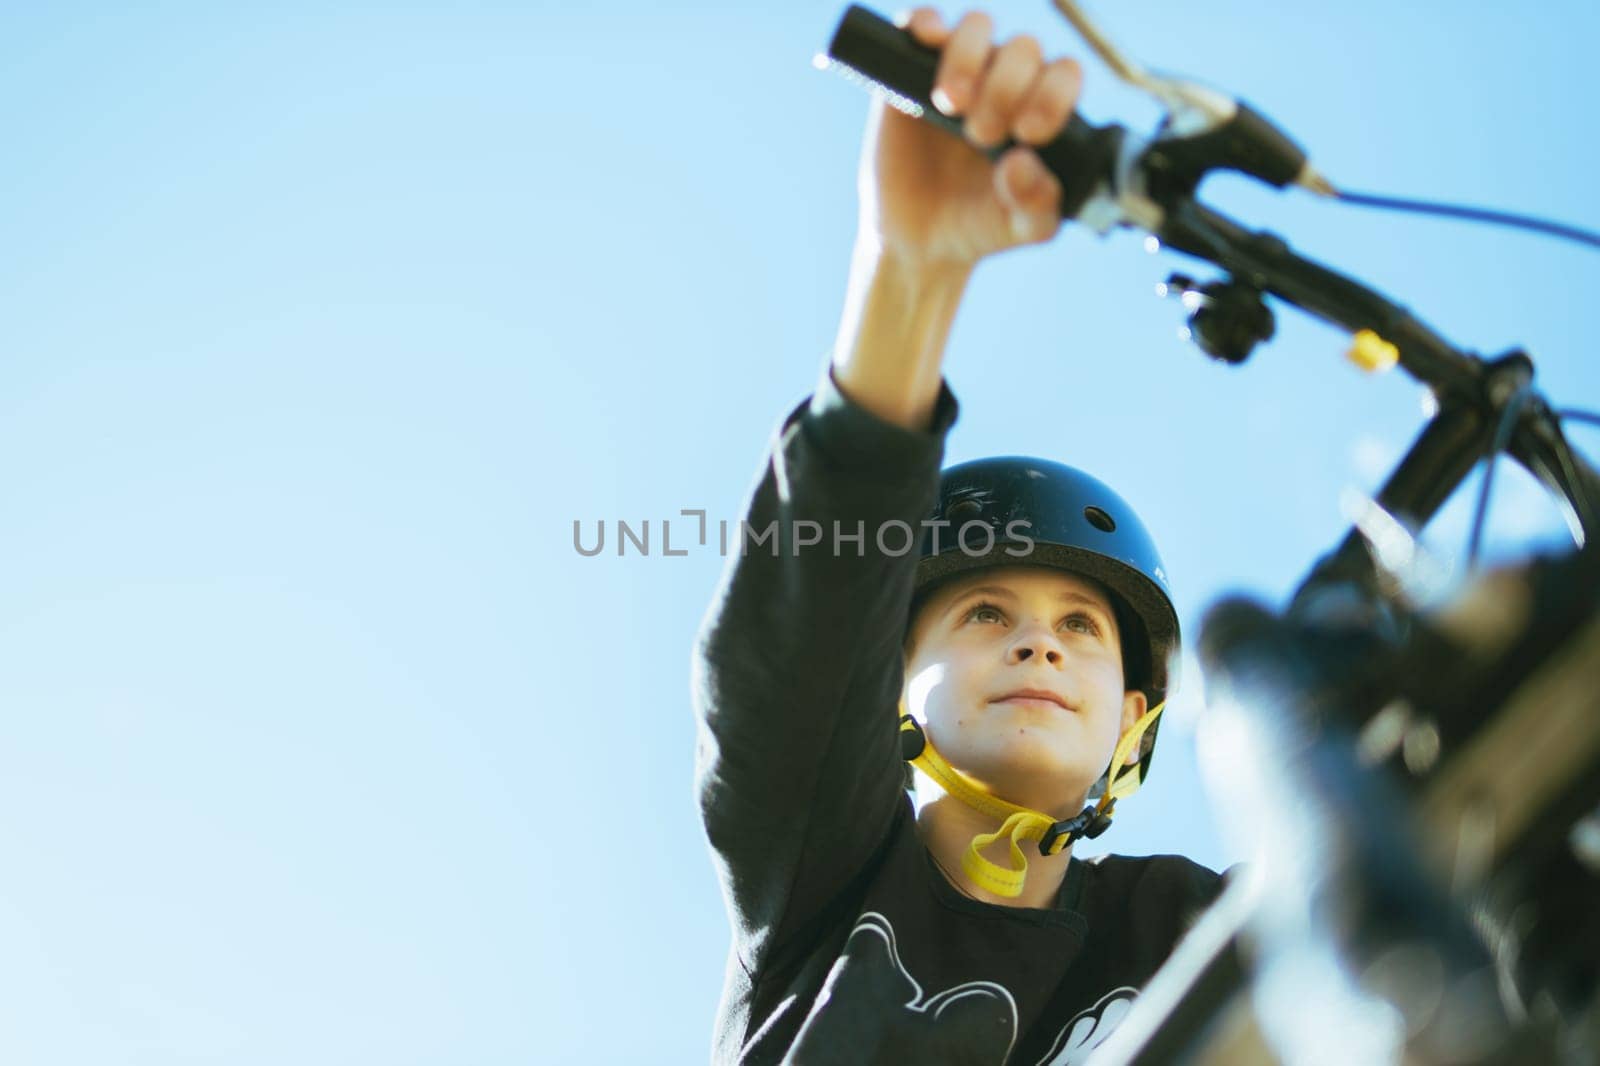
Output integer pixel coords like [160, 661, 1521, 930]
[826, 4, 1124, 220]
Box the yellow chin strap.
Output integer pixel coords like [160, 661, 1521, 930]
[898, 699, 1165, 898]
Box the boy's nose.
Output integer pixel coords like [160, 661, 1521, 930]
[1006, 629, 1064, 666]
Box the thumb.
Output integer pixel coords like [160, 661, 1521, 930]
[995, 147, 1063, 242]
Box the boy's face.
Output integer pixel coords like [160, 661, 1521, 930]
[903, 565, 1146, 816]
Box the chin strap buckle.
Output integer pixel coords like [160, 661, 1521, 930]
[1039, 804, 1116, 855]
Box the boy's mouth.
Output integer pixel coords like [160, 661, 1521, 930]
[991, 688, 1072, 711]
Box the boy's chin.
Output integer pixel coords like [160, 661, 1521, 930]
[1004, 780, 1095, 818]
[960, 747, 1099, 813]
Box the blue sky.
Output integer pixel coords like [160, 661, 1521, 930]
[3, 2, 1596, 1062]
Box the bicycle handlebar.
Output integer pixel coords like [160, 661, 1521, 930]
[825, 5, 1126, 220]
[824, 5, 1600, 551]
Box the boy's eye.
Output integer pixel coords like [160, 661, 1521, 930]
[964, 602, 1005, 624]
[1060, 614, 1101, 636]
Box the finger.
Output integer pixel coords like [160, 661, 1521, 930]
[930, 10, 993, 117]
[897, 6, 950, 47]
[963, 33, 1044, 148]
[1010, 57, 1083, 146]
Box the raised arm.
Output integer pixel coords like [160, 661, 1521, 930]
[832, 8, 1077, 428]
[692, 6, 1083, 977]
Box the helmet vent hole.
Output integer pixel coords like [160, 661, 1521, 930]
[1083, 506, 1116, 533]
[946, 499, 983, 522]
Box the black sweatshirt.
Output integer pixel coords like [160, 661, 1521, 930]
[692, 371, 1222, 1065]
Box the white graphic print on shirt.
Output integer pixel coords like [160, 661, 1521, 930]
[1033, 986, 1138, 1066]
[787, 912, 1019, 1064]
[788, 912, 1137, 1066]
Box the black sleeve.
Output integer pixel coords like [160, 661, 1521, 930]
[691, 368, 960, 977]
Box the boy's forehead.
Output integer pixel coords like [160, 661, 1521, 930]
[932, 566, 1113, 610]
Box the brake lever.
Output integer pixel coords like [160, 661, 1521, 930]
[1048, 0, 1337, 197]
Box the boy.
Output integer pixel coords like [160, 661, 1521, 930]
[692, 9, 1221, 1063]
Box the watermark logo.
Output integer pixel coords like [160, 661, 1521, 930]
[573, 510, 1035, 559]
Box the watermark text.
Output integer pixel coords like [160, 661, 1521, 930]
[573, 510, 1035, 559]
